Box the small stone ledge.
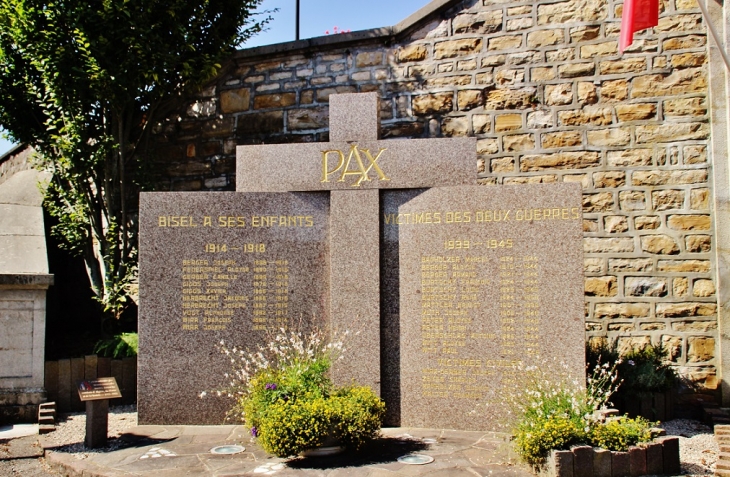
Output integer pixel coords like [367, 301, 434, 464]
[544, 437, 680, 477]
[0, 273, 54, 289]
[0, 388, 47, 425]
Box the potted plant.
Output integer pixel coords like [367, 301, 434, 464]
[207, 328, 385, 458]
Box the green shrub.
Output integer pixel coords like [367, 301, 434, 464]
[515, 414, 587, 468]
[331, 386, 386, 450]
[587, 341, 677, 396]
[508, 363, 596, 468]
[257, 394, 335, 457]
[589, 417, 654, 451]
[619, 345, 676, 394]
[254, 386, 385, 457]
[509, 356, 660, 469]
[207, 329, 385, 458]
[93, 332, 138, 358]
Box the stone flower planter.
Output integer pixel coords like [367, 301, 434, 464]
[544, 436, 680, 477]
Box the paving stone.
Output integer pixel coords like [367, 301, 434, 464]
[572, 445, 593, 476]
[628, 446, 646, 476]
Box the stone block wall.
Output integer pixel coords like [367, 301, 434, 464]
[151, 0, 716, 398]
[0, 146, 33, 186]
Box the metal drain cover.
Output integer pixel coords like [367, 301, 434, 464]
[210, 445, 245, 455]
[397, 454, 434, 465]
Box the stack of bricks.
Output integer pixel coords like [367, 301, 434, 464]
[716, 425, 730, 476]
[549, 437, 680, 476]
[151, 0, 716, 400]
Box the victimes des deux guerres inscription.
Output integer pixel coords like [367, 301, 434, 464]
[384, 184, 585, 430]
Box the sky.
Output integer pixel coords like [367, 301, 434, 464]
[0, 0, 431, 157]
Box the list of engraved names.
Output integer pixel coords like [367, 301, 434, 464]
[158, 213, 315, 333]
[393, 203, 582, 407]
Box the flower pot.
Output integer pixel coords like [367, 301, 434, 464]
[299, 431, 344, 457]
[299, 445, 345, 457]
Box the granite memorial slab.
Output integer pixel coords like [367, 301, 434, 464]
[382, 184, 585, 430]
[138, 192, 329, 424]
[236, 139, 476, 192]
[137, 92, 587, 431]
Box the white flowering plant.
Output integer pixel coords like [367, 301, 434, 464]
[202, 327, 385, 457]
[510, 358, 640, 468]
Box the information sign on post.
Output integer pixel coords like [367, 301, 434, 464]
[77, 377, 122, 401]
[77, 377, 122, 448]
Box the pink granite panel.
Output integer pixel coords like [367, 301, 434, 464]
[330, 92, 379, 141]
[138, 192, 329, 424]
[329, 189, 381, 394]
[237, 138, 476, 192]
[387, 184, 585, 430]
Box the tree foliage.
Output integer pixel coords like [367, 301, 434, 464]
[0, 0, 267, 318]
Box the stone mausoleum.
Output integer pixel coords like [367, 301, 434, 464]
[0, 147, 53, 422]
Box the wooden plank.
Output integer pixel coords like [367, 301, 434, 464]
[640, 394, 653, 419]
[57, 359, 71, 413]
[130, 358, 138, 404]
[44, 361, 59, 405]
[97, 357, 111, 378]
[122, 357, 136, 405]
[84, 355, 98, 380]
[70, 358, 85, 411]
[110, 359, 124, 406]
[653, 392, 666, 421]
[43, 361, 58, 401]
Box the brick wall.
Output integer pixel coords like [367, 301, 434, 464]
[151, 0, 716, 400]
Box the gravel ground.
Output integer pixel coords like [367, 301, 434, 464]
[39, 406, 720, 475]
[41, 404, 138, 455]
[661, 419, 717, 476]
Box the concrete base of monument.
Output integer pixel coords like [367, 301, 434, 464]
[44, 425, 533, 476]
[0, 388, 47, 425]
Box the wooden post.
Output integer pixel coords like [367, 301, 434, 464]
[85, 399, 109, 448]
[77, 377, 122, 448]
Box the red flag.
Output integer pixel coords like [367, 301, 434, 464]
[619, 0, 659, 52]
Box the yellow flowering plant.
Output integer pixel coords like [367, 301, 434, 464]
[203, 327, 385, 457]
[509, 358, 652, 469]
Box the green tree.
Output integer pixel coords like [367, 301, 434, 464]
[0, 0, 268, 319]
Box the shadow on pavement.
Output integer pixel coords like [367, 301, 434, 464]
[286, 435, 429, 469]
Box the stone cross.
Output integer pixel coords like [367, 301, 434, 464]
[237, 92, 476, 393]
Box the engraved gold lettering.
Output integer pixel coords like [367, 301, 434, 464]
[321, 145, 388, 186]
[159, 216, 196, 227]
[338, 145, 370, 185]
[321, 150, 345, 182]
[361, 148, 389, 181]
